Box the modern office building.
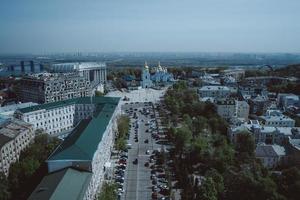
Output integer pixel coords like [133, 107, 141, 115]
[50, 62, 107, 87]
[0, 119, 34, 176]
[15, 73, 93, 104]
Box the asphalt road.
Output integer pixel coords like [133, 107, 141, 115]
[122, 102, 160, 200]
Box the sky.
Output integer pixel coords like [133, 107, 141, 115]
[0, 0, 300, 54]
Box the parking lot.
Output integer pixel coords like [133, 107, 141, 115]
[113, 101, 171, 200]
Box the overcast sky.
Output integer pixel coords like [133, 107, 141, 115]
[1, 0, 300, 54]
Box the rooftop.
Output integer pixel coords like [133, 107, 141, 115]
[46, 96, 120, 161]
[255, 144, 286, 157]
[17, 96, 119, 114]
[199, 86, 230, 91]
[0, 119, 32, 149]
[28, 168, 92, 200]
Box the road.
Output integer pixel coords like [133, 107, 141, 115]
[122, 102, 161, 200]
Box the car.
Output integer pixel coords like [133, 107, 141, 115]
[150, 174, 156, 180]
[152, 179, 158, 185]
[144, 162, 150, 167]
[115, 179, 124, 183]
[157, 173, 166, 178]
[152, 185, 158, 192]
[144, 139, 149, 143]
[133, 158, 138, 165]
[119, 157, 127, 161]
[117, 165, 126, 170]
[155, 168, 164, 173]
[135, 139, 138, 142]
[146, 150, 151, 155]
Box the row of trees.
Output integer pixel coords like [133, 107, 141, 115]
[97, 182, 117, 200]
[163, 81, 300, 200]
[0, 133, 61, 200]
[115, 115, 130, 151]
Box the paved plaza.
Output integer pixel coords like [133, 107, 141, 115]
[106, 87, 168, 104]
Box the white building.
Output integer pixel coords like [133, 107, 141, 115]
[45, 96, 121, 200]
[228, 120, 300, 145]
[198, 86, 231, 99]
[0, 119, 34, 176]
[15, 102, 76, 136]
[215, 99, 249, 122]
[236, 100, 250, 120]
[221, 68, 245, 81]
[260, 110, 295, 127]
[216, 99, 236, 121]
[277, 93, 299, 111]
[255, 144, 286, 168]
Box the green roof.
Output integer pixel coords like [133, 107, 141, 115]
[18, 96, 120, 113]
[28, 168, 92, 200]
[47, 96, 120, 161]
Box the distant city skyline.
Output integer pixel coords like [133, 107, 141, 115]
[1, 0, 300, 54]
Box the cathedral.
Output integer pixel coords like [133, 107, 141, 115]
[141, 62, 153, 88]
[140, 61, 174, 88]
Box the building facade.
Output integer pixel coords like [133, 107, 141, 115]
[45, 96, 121, 200]
[50, 62, 107, 88]
[15, 73, 92, 104]
[141, 62, 153, 88]
[255, 143, 286, 168]
[0, 119, 34, 176]
[216, 99, 236, 121]
[198, 86, 231, 99]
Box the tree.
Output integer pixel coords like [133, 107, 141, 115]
[276, 167, 300, 200]
[98, 182, 117, 200]
[174, 125, 192, 154]
[198, 177, 218, 200]
[205, 169, 224, 196]
[95, 91, 104, 96]
[0, 172, 10, 200]
[235, 132, 255, 162]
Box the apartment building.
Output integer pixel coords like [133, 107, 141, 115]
[0, 119, 34, 176]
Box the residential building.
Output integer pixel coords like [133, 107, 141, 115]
[15, 73, 92, 104]
[215, 99, 249, 122]
[216, 99, 236, 121]
[260, 110, 295, 127]
[255, 143, 286, 168]
[0, 102, 38, 120]
[277, 93, 299, 111]
[198, 86, 231, 99]
[0, 119, 34, 176]
[248, 95, 270, 115]
[221, 69, 245, 81]
[236, 100, 250, 120]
